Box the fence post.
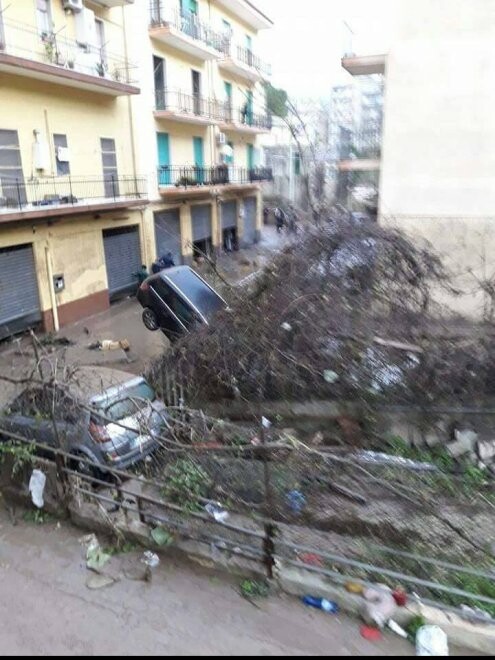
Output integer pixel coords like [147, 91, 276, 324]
[263, 523, 276, 580]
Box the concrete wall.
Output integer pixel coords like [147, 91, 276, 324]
[377, 0, 495, 316]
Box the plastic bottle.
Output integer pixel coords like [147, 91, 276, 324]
[302, 596, 339, 614]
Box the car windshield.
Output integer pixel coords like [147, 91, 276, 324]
[94, 381, 156, 422]
[165, 269, 225, 320]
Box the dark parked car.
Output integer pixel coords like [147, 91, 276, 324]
[137, 266, 227, 341]
[0, 368, 167, 475]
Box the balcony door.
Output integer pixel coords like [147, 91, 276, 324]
[193, 136, 204, 183]
[192, 70, 201, 115]
[157, 132, 171, 185]
[154, 56, 166, 110]
[101, 138, 119, 198]
[224, 81, 233, 122]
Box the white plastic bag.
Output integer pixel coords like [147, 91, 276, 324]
[28, 469, 46, 509]
[416, 625, 449, 656]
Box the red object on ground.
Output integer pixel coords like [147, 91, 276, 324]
[360, 626, 383, 642]
[297, 553, 324, 568]
[392, 589, 408, 607]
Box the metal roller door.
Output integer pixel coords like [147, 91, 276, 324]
[154, 209, 182, 265]
[0, 244, 41, 340]
[191, 204, 212, 241]
[103, 226, 141, 299]
[243, 197, 257, 244]
[221, 201, 237, 230]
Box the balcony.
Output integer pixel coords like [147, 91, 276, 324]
[218, 105, 272, 134]
[91, 1, 135, 6]
[219, 44, 271, 82]
[0, 175, 147, 224]
[0, 19, 139, 96]
[154, 89, 223, 125]
[157, 165, 272, 198]
[213, 0, 273, 30]
[338, 129, 382, 172]
[342, 53, 387, 76]
[149, 4, 224, 60]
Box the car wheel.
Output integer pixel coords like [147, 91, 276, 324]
[142, 308, 160, 332]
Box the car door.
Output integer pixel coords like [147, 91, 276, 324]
[149, 279, 187, 340]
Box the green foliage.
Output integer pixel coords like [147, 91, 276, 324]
[162, 458, 210, 512]
[406, 615, 426, 642]
[23, 509, 53, 525]
[240, 579, 269, 599]
[0, 441, 35, 476]
[264, 83, 288, 119]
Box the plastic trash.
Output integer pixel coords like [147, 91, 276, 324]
[392, 589, 408, 607]
[287, 490, 306, 514]
[388, 619, 408, 639]
[302, 596, 339, 614]
[362, 586, 397, 629]
[360, 625, 382, 642]
[28, 469, 46, 509]
[416, 625, 449, 657]
[262, 416, 272, 429]
[141, 551, 160, 568]
[460, 604, 493, 624]
[205, 502, 230, 523]
[84, 534, 111, 571]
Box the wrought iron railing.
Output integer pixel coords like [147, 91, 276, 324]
[235, 45, 271, 77]
[155, 89, 225, 120]
[149, 3, 225, 52]
[157, 166, 273, 188]
[0, 18, 137, 85]
[0, 175, 147, 213]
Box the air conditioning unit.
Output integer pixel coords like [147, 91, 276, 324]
[63, 0, 84, 13]
[216, 132, 227, 145]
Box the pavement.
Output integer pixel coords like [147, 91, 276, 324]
[0, 507, 418, 657]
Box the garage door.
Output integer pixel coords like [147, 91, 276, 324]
[0, 244, 41, 340]
[103, 226, 141, 299]
[154, 209, 182, 265]
[191, 204, 212, 241]
[221, 201, 237, 230]
[243, 197, 257, 245]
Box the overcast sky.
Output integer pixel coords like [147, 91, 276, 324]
[258, 0, 399, 99]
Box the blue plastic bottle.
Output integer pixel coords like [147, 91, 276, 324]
[302, 595, 339, 614]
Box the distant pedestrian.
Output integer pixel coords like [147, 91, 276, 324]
[160, 251, 175, 269]
[134, 264, 149, 286]
[275, 207, 285, 233]
[288, 205, 298, 234]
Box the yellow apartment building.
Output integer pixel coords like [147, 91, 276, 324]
[0, 0, 273, 338]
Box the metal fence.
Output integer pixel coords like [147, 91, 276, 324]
[155, 89, 224, 121]
[157, 166, 273, 187]
[0, 175, 147, 212]
[235, 45, 271, 77]
[0, 18, 137, 85]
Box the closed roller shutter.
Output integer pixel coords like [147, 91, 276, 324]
[0, 244, 41, 339]
[103, 226, 141, 298]
[243, 197, 257, 244]
[154, 209, 182, 265]
[221, 200, 237, 230]
[191, 204, 212, 241]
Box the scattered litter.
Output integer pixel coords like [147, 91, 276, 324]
[392, 589, 408, 607]
[88, 339, 130, 352]
[141, 551, 160, 568]
[262, 416, 272, 429]
[416, 625, 449, 656]
[86, 574, 117, 590]
[281, 322, 292, 332]
[204, 502, 230, 523]
[28, 469, 46, 509]
[360, 625, 383, 642]
[362, 585, 397, 629]
[302, 595, 339, 614]
[388, 619, 408, 639]
[251, 436, 261, 446]
[151, 526, 174, 547]
[286, 489, 306, 514]
[82, 533, 111, 572]
[297, 553, 324, 568]
[345, 581, 365, 595]
[460, 604, 493, 624]
[323, 369, 339, 384]
[356, 450, 438, 473]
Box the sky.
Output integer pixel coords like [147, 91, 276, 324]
[258, 0, 400, 100]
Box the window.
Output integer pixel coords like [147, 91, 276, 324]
[36, 0, 52, 37]
[0, 129, 25, 204]
[54, 134, 70, 176]
[222, 19, 231, 34]
[95, 18, 106, 65]
[100, 138, 118, 198]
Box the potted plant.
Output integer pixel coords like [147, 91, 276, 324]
[96, 60, 106, 77]
[67, 58, 75, 70]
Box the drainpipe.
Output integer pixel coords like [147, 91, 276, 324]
[45, 245, 59, 332]
[122, 6, 139, 186]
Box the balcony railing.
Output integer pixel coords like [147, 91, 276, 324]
[0, 18, 137, 85]
[0, 175, 147, 215]
[220, 103, 272, 130]
[149, 4, 225, 52]
[155, 89, 224, 121]
[235, 45, 271, 77]
[157, 165, 273, 188]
